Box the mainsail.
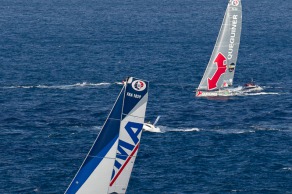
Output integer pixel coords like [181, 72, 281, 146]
[65, 77, 149, 194]
[197, 0, 242, 93]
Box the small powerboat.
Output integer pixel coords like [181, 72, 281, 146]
[143, 116, 161, 133]
[143, 123, 161, 133]
[243, 80, 263, 92]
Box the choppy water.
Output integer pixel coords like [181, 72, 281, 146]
[0, 0, 291, 193]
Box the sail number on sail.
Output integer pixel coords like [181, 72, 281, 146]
[127, 92, 142, 99]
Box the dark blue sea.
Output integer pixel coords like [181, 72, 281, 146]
[1, 0, 291, 193]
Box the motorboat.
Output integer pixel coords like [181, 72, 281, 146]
[243, 81, 263, 92]
[143, 116, 161, 133]
[143, 122, 161, 133]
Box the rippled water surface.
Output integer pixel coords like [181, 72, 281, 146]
[0, 0, 291, 193]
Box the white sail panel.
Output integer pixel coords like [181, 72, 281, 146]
[65, 77, 149, 194]
[108, 89, 148, 193]
[76, 140, 118, 194]
[108, 154, 137, 193]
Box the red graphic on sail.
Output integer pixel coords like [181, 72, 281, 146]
[207, 53, 227, 90]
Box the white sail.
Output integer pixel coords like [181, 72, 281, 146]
[65, 77, 149, 194]
[197, 0, 242, 94]
[153, 116, 161, 126]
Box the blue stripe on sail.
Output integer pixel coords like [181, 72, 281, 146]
[109, 86, 124, 120]
[81, 86, 125, 167]
[66, 135, 118, 194]
[66, 78, 149, 193]
[83, 119, 120, 166]
[66, 86, 125, 193]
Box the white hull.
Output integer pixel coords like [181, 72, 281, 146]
[143, 123, 161, 133]
[196, 90, 234, 97]
[196, 85, 263, 97]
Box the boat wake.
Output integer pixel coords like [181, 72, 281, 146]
[157, 126, 200, 133]
[251, 125, 289, 131]
[283, 167, 292, 171]
[210, 125, 288, 135]
[1, 82, 112, 89]
[222, 86, 280, 97]
[209, 128, 255, 134]
[242, 91, 280, 96]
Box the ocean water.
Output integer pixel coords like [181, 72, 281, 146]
[0, 0, 291, 193]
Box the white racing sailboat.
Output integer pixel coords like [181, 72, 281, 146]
[65, 77, 149, 194]
[196, 0, 262, 97]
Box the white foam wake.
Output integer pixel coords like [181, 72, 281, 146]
[212, 129, 255, 134]
[283, 167, 292, 171]
[1, 82, 111, 89]
[243, 92, 280, 96]
[158, 126, 200, 133]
